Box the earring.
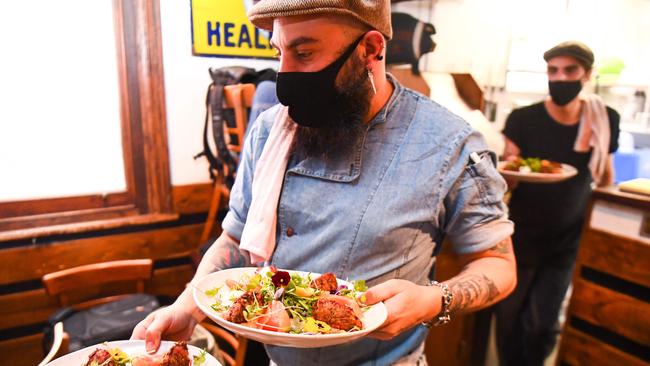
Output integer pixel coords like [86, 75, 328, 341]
[377, 55, 384, 61]
[367, 67, 377, 95]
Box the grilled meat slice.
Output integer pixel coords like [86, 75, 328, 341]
[310, 272, 338, 292]
[85, 349, 115, 366]
[161, 341, 190, 366]
[224, 291, 264, 323]
[312, 295, 362, 331]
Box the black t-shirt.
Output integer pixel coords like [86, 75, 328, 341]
[503, 102, 620, 239]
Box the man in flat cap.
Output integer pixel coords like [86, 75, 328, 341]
[134, 1, 517, 364]
[496, 41, 620, 366]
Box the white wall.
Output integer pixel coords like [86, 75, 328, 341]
[392, 0, 513, 87]
[394, 0, 650, 90]
[160, 0, 278, 186]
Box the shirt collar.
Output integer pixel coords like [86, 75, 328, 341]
[369, 73, 403, 128]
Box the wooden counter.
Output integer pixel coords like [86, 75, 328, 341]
[557, 187, 650, 366]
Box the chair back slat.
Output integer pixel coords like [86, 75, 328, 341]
[199, 83, 256, 245]
[42, 259, 153, 307]
[222, 84, 255, 156]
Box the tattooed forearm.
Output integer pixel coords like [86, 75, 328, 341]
[214, 240, 250, 269]
[446, 273, 500, 313]
[194, 233, 251, 281]
[441, 237, 516, 314]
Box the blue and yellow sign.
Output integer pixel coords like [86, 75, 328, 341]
[191, 0, 276, 59]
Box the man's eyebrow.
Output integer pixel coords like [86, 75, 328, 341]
[270, 36, 319, 50]
[288, 37, 319, 48]
[564, 64, 580, 72]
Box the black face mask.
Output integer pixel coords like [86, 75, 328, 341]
[276, 34, 366, 128]
[548, 80, 582, 106]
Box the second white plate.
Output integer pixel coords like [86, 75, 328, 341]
[498, 161, 578, 183]
[44, 340, 221, 366]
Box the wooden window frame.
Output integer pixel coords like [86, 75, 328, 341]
[0, 0, 172, 234]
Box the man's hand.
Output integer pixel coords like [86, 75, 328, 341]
[131, 231, 247, 353]
[364, 279, 441, 340]
[130, 293, 200, 353]
[364, 237, 516, 340]
[502, 137, 521, 191]
[503, 136, 520, 159]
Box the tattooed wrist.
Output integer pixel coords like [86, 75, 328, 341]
[446, 273, 500, 313]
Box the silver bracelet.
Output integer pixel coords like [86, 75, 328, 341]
[422, 280, 453, 327]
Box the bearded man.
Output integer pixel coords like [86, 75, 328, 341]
[133, 1, 517, 365]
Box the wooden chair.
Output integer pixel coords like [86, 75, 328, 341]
[39, 259, 154, 363]
[191, 83, 255, 366]
[200, 321, 248, 366]
[222, 83, 255, 155]
[37, 322, 67, 366]
[199, 83, 255, 245]
[42, 259, 153, 308]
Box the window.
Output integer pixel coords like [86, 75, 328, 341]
[0, 0, 172, 233]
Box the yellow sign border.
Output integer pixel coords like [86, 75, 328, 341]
[190, 0, 277, 60]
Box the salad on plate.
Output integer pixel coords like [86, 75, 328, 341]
[80, 341, 206, 366]
[502, 156, 564, 174]
[204, 266, 369, 335]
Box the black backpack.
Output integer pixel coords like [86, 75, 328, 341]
[42, 294, 160, 353]
[194, 67, 276, 187]
[386, 12, 437, 75]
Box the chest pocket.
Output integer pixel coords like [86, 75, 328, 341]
[466, 150, 506, 209]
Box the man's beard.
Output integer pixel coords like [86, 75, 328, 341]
[292, 55, 372, 158]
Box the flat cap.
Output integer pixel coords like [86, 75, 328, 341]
[544, 41, 594, 69]
[248, 0, 393, 40]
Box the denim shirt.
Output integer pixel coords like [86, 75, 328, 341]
[222, 76, 513, 366]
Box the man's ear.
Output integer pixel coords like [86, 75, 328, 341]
[361, 30, 386, 63]
[583, 68, 593, 82]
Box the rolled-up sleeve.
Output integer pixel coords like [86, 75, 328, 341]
[442, 131, 514, 254]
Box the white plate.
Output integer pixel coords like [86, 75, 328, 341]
[498, 161, 578, 183]
[193, 267, 388, 348]
[44, 340, 221, 366]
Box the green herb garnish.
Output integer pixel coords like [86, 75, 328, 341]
[211, 298, 226, 312]
[246, 273, 262, 290]
[204, 285, 222, 297]
[193, 349, 207, 365]
[108, 347, 131, 366]
[352, 279, 367, 292]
